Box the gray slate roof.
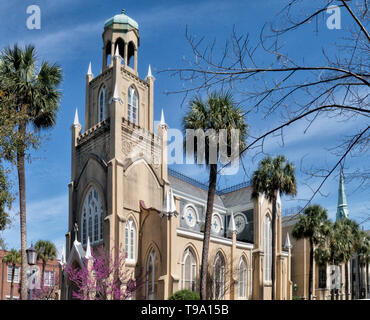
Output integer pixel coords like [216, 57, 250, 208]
[220, 187, 253, 208]
[168, 174, 225, 207]
[168, 171, 252, 209]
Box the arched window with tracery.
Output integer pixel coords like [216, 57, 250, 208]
[182, 248, 197, 291]
[264, 214, 272, 282]
[98, 86, 107, 123]
[128, 85, 138, 124]
[146, 250, 156, 300]
[81, 188, 103, 245]
[213, 252, 225, 300]
[238, 257, 247, 298]
[125, 219, 136, 262]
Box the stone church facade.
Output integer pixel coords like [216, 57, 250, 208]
[62, 11, 292, 300]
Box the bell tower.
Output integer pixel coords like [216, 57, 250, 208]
[64, 9, 168, 300]
[66, 9, 166, 263]
[83, 10, 154, 133]
[102, 9, 139, 75]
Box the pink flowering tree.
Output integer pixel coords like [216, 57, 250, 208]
[32, 281, 60, 300]
[65, 245, 142, 300]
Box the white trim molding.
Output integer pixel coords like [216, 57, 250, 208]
[176, 228, 253, 249]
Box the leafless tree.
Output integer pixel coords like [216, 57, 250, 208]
[205, 249, 239, 300]
[161, 0, 369, 214]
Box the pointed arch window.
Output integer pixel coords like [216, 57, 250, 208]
[264, 214, 272, 282]
[182, 248, 197, 291]
[238, 257, 247, 298]
[81, 188, 104, 246]
[128, 85, 138, 124]
[98, 86, 107, 122]
[213, 252, 225, 300]
[146, 250, 156, 300]
[125, 219, 136, 262]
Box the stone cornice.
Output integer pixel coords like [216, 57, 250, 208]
[89, 67, 113, 86]
[76, 119, 110, 147]
[120, 66, 148, 87]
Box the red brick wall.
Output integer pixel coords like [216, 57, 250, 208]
[0, 250, 60, 300]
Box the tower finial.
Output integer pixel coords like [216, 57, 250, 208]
[227, 211, 236, 235]
[170, 188, 177, 214]
[146, 64, 155, 81]
[160, 109, 166, 126]
[73, 108, 80, 126]
[284, 233, 292, 249]
[60, 245, 66, 266]
[162, 190, 170, 213]
[336, 168, 349, 220]
[87, 62, 93, 76]
[110, 83, 123, 104]
[114, 45, 120, 59]
[85, 237, 92, 259]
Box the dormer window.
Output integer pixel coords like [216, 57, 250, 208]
[128, 85, 138, 124]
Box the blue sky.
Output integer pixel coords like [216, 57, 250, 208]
[0, 0, 369, 257]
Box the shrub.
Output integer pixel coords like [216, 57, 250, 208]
[168, 289, 200, 300]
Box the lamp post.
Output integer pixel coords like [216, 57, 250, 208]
[26, 243, 37, 300]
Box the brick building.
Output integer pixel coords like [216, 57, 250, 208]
[0, 250, 60, 300]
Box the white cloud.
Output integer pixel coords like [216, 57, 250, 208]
[15, 20, 104, 59]
[1, 194, 68, 250]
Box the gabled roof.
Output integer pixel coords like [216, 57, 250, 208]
[66, 240, 87, 268]
[220, 186, 252, 208]
[168, 173, 225, 207]
[282, 213, 301, 227]
[168, 168, 252, 209]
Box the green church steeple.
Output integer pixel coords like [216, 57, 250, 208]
[336, 169, 349, 220]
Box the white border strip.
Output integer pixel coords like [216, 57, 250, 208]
[236, 241, 253, 250]
[176, 228, 254, 249]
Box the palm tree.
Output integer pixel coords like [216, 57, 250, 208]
[0, 44, 62, 299]
[315, 218, 358, 300]
[332, 218, 357, 300]
[353, 228, 369, 299]
[183, 91, 248, 299]
[251, 155, 297, 300]
[359, 235, 370, 298]
[34, 240, 57, 287]
[315, 219, 344, 300]
[292, 204, 330, 300]
[3, 249, 21, 300]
